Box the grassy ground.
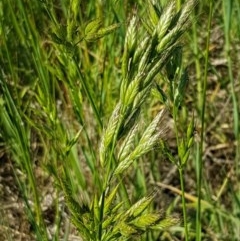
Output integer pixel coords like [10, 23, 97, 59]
[0, 0, 240, 240]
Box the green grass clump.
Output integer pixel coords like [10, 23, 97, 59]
[0, 0, 240, 241]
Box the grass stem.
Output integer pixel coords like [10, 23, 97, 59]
[196, 2, 213, 241]
[179, 167, 189, 240]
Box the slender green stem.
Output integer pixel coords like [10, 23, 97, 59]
[172, 97, 189, 240]
[222, 0, 240, 174]
[179, 167, 189, 240]
[196, 2, 213, 241]
[191, 14, 202, 113]
[98, 190, 105, 241]
[74, 57, 103, 129]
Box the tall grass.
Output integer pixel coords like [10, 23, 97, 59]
[0, 0, 240, 240]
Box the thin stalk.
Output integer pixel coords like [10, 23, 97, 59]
[222, 0, 240, 174]
[74, 57, 103, 129]
[172, 104, 189, 240]
[196, 2, 213, 241]
[191, 14, 202, 113]
[222, 2, 240, 234]
[179, 167, 189, 240]
[98, 190, 105, 241]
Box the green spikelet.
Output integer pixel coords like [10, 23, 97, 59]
[125, 194, 154, 219]
[104, 184, 120, 214]
[84, 18, 120, 42]
[129, 212, 162, 229]
[118, 222, 138, 237]
[152, 215, 180, 230]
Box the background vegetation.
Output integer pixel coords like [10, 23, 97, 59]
[0, 0, 240, 240]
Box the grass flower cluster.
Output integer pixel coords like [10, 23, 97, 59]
[1, 0, 240, 240]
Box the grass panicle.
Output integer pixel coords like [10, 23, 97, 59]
[1, 0, 238, 240]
